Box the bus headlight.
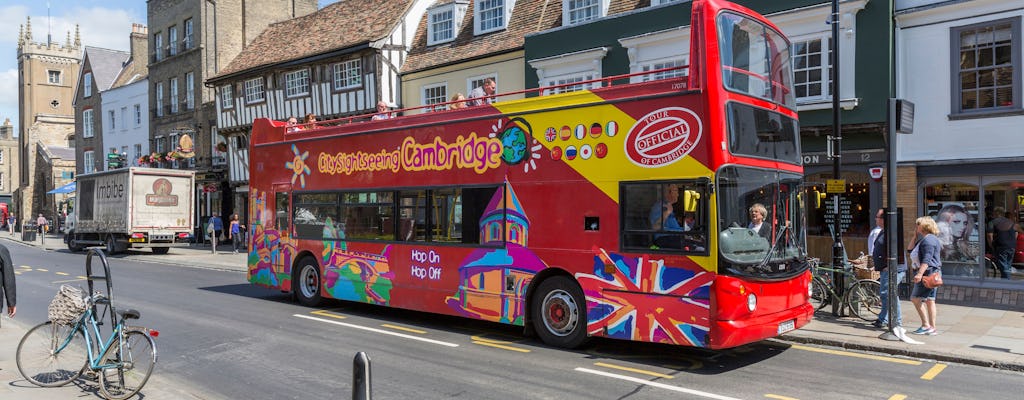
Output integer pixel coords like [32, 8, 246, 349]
[747, 293, 757, 312]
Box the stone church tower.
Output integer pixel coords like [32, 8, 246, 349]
[15, 17, 82, 223]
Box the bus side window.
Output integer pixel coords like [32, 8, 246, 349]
[274, 192, 288, 231]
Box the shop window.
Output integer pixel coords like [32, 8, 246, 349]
[923, 182, 982, 280]
[804, 172, 872, 260]
[981, 181, 1024, 282]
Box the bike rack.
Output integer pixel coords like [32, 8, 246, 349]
[85, 248, 118, 329]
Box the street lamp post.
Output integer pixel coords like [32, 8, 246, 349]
[829, 0, 845, 317]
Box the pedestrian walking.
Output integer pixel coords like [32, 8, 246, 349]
[229, 214, 245, 254]
[208, 218, 218, 254]
[871, 209, 906, 328]
[7, 213, 15, 235]
[910, 216, 942, 335]
[36, 214, 48, 234]
[0, 243, 17, 327]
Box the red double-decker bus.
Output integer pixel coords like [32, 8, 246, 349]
[247, 0, 811, 349]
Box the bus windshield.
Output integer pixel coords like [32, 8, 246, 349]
[717, 166, 807, 279]
[718, 11, 795, 110]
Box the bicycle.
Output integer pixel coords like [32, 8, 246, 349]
[807, 257, 882, 321]
[16, 249, 159, 400]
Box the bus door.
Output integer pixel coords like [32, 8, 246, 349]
[272, 183, 291, 273]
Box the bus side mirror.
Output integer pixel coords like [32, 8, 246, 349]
[683, 190, 700, 213]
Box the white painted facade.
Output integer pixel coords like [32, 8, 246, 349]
[895, 0, 1023, 163]
[100, 78, 150, 168]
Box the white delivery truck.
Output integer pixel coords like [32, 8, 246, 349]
[65, 167, 195, 254]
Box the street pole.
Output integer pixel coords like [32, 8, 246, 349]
[829, 0, 844, 317]
[881, 98, 914, 341]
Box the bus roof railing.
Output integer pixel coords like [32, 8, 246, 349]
[284, 64, 691, 133]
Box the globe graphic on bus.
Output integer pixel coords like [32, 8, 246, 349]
[500, 125, 528, 165]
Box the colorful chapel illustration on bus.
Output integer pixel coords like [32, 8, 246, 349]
[446, 184, 547, 324]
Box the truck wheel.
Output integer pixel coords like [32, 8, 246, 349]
[151, 247, 170, 255]
[66, 232, 83, 252]
[293, 257, 323, 307]
[105, 235, 120, 255]
[531, 276, 588, 349]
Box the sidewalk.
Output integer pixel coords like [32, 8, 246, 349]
[780, 301, 1024, 371]
[1, 231, 248, 273]
[4, 231, 1023, 374]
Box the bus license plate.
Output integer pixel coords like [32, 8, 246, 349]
[129, 238, 145, 243]
[777, 319, 795, 335]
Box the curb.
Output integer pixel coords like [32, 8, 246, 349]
[776, 334, 1024, 372]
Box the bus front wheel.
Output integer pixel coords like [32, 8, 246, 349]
[294, 257, 323, 307]
[531, 276, 588, 349]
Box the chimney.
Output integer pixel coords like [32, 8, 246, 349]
[129, 23, 149, 64]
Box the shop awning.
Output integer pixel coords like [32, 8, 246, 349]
[47, 181, 76, 194]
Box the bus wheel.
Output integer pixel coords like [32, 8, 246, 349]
[531, 276, 588, 349]
[294, 257, 322, 307]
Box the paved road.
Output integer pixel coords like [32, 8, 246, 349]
[3, 243, 1021, 399]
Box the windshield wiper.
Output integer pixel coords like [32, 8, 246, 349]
[757, 224, 788, 271]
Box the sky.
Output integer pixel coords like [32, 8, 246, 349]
[0, 0, 340, 136]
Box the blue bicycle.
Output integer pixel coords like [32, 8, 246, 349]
[16, 249, 158, 400]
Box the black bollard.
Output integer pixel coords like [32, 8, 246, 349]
[352, 351, 371, 400]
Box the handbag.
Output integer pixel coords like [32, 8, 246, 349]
[922, 268, 943, 289]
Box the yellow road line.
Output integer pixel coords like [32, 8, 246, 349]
[472, 340, 530, 353]
[36, 268, 48, 272]
[920, 363, 946, 380]
[53, 278, 88, 284]
[310, 309, 347, 319]
[55, 272, 69, 276]
[765, 394, 799, 400]
[77, 276, 87, 279]
[888, 395, 907, 400]
[790, 344, 921, 365]
[18, 266, 32, 271]
[594, 362, 674, 379]
[381, 324, 426, 334]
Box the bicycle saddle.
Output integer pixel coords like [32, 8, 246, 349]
[118, 309, 141, 320]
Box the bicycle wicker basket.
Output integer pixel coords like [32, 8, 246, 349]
[48, 284, 88, 325]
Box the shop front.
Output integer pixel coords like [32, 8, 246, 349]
[916, 162, 1024, 291]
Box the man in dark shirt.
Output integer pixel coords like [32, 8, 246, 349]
[0, 244, 16, 327]
[988, 207, 1023, 279]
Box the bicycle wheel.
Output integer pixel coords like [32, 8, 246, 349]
[809, 277, 830, 311]
[846, 280, 882, 321]
[98, 330, 157, 400]
[16, 321, 88, 387]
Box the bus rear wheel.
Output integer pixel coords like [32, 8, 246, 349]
[531, 276, 588, 349]
[294, 257, 323, 307]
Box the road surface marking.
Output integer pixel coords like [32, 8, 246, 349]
[36, 268, 48, 272]
[888, 395, 907, 400]
[765, 394, 799, 400]
[294, 314, 458, 347]
[470, 336, 530, 353]
[310, 309, 347, 319]
[576, 367, 741, 400]
[19, 266, 31, 270]
[53, 278, 88, 284]
[381, 324, 426, 334]
[594, 362, 674, 379]
[55, 272, 69, 276]
[920, 363, 946, 380]
[790, 344, 921, 365]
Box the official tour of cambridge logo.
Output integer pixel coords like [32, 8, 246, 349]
[624, 107, 702, 168]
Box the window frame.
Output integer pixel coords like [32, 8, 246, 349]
[169, 77, 179, 113]
[48, 70, 61, 84]
[154, 32, 163, 61]
[285, 68, 311, 98]
[474, 0, 511, 35]
[155, 82, 164, 117]
[619, 179, 710, 255]
[244, 77, 266, 104]
[168, 25, 178, 56]
[82, 109, 94, 138]
[83, 72, 93, 98]
[428, 5, 456, 45]
[221, 85, 234, 109]
[949, 16, 1022, 118]
[183, 18, 194, 50]
[333, 59, 363, 91]
[108, 110, 116, 131]
[134, 104, 142, 126]
[562, 0, 608, 26]
[791, 35, 831, 103]
[84, 151, 95, 174]
[421, 82, 448, 112]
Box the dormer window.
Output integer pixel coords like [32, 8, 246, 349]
[563, 0, 609, 26]
[428, 1, 468, 45]
[475, 0, 514, 35]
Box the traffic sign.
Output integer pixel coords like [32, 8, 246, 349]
[826, 179, 846, 194]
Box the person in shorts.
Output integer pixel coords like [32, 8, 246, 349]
[909, 216, 942, 335]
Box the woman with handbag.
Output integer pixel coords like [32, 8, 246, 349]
[910, 216, 942, 335]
